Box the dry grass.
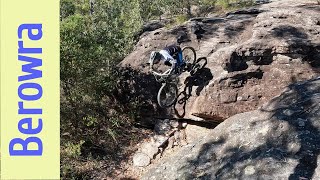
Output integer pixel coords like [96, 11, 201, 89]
[61, 128, 154, 180]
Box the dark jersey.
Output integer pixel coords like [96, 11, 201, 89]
[163, 45, 181, 56]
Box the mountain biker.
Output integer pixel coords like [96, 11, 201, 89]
[149, 44, 189, 76]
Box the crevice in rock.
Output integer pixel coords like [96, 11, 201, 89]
[226, 52, 249, 72]
[190, 17, 225, 24]
[225, 48, 274, 72]
[252, 55, 274, 65]
[226, 8, 263, 16]
[170, 25, 191, 44]
[230, 70, 264, 88]
[219, 68, 264, 88]
[272, 25, 308, 39]
[190, 113, 224, 124]
[303, 45, 320, 68]
[283, 45, 320, 68]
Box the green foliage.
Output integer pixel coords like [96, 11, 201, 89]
[61, 1, 142, 103]
[175, 14, 189, 24]
[201, 0, 217, 7]
[139, 0, 205, 21]
[215, 0, 255, 10]
[198, 0, 217, 15]
[61, 140, 88, 179]
[136, 0, 256, 21]
[61, 0, 76, 19]
[63, 141, 84, 159]
[139, 0, 164, 21]
[216, 0, 230, 9]
[60, 0, 145, 159]
[61, 164, 91, 180]
[163, 0, 195, 17]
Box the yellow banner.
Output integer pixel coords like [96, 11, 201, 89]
[1, 0, 60, 179]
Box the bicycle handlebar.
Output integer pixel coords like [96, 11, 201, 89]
[151, 68, 172, 77]
[149, 59, 174, 78]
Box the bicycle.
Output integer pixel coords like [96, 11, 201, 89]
[150, 46, 207, 108]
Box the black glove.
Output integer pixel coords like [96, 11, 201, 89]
[164, 61, 172, 66]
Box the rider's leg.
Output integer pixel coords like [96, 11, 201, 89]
[178, 51, 184, 65]
[178, 51, 192, 71]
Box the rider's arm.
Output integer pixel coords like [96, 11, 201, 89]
[168, 59, 176, 75]
[159, 50, 176, 68]
[149, 50, 176, 76]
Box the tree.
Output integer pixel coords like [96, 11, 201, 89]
[60, 0, 76, 19]
[60, 0, 143, 143]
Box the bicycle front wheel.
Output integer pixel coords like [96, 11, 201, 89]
[157, 82, 178, 108]
[190, 57, 207, 76]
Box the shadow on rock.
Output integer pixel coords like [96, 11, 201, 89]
[224, 18, 254, 39]
[272, 25, 308, 39]
[262, 77, 320, 179]
[270, 25, 320, 69]
[180, 77, 320, 179]
[178, 138, 226, 179]
[174, 67, 213, 118]
[297, 4, 320, 13]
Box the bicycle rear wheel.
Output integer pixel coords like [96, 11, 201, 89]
[157, 82, 178, 108]
[182, 46, 196, 64]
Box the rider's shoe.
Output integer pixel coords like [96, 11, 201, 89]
[174, 67, 181, 74]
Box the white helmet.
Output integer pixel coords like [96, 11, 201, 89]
[149, 51, 173, 77]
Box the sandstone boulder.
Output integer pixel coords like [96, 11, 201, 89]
[142, 76, 320, 179]
[120, 0, 320, 122]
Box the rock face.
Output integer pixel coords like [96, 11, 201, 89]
[133, 119, 190, 167]
[133, 152, 151, 167]
[141, 76, 320, 179]
[120, 0, 320, 121]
